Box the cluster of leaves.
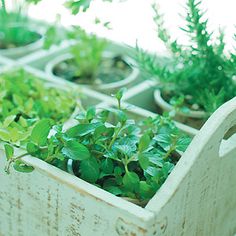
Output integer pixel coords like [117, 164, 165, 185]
[5, 89, 191, 201]
[64, 0, 117, 14]
[0, 1, 41, 48]
[0, 69, 77, 146]
[68, 27, 108, 81]
[136, 0, 236, 115]
[45, 25, 108, 83]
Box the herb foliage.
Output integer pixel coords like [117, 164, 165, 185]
[0, 69, 77, 147]
[136, 0, 236, 115]
[5, 89, 191, 201]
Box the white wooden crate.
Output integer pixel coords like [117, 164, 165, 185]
[0, 58, 236, 235]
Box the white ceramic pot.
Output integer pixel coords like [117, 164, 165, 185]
[45, 51, 140, 91]
[0, 25, 44, 59]
[154, 89, 206, 119]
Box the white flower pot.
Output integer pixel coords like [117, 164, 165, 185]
[45, 51, 140, 92]
[154, 89, 206, 119]
[0, 25, 44, 59]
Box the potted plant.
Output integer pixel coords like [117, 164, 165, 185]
[45, 26, 139, 92]
[3, 88, 191, 204]
[0, 0, 44, 59]
[0, 68, 77, 151]
[136, 0, 236, 129]
[1, 84, 236, 235]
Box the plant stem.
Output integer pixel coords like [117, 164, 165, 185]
[1, 0, 6, 13]
[108, 123, 124, 150]
[4, 152, 28, 174]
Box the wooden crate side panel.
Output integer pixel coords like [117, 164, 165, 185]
[146, 98, 236, 236]
[0, 150, 156, 236]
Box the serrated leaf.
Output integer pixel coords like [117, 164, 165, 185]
[62, 140, 90, 160]
[176, 136, 191, 152]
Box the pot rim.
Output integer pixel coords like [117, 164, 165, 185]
[45, 51, 140, 91]
[154, 89, 206, 118]
[0, 23, 44, 55]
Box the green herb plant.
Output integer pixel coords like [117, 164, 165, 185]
[5, 88, 191, 202]
[137, 0, 236, 116]
[0, 69, 77, 149]
[67, 27, 108, 82]
[0, 0, 41, 49]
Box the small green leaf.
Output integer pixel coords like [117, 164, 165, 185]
[138, 153, 149, 170]
[31, 119, 52, 146]
[101, 158, 114, 174]
[123, 171, 140, 191]
[62, 140, 90, 160]
[176, 136, 191, 152]
[115, 88, 127, 101]
[80, 157, 99, 183]
[26, 142, 39, 155]
[86, 107, 96, 121]
[13, 160, 34, 173]
[139, 133, 151, 152]
[139, 181, 155, 199]
[4, 144, 14, 161]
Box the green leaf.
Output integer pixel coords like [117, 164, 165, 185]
[138, 153, 149, 170]
[62, 140, 90, 160]
[139, 181, 155, 199]
[138, 133, 151, 152]
[86, 107, 96, 121]
[4, 144, 14, 161]
[123, 171, 140, 191]
[66, 123, 101, 137]
[101, 158, 114, 174]
[115, 88, 127, 101]
[0, 129, 10, 142]
[176, 136, 191, 152]
[13, 160, 34, 173]
[31, 119, 51, 146]
[64, 0, 93, 14]
[80, 157, 99, 183]
[26, 142, 39, 155]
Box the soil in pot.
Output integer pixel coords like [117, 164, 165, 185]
[0, 25, 41, 49]
[158, 90, 207, 130]
[52, 55, 132, 85]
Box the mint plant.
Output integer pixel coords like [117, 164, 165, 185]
[5, 89, 191, 202]
[137, 0, 236, 116]
[0, 69, 77, 147]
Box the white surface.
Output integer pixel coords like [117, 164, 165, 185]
[28, 0, 236, 54]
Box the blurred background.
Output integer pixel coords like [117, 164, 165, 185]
[25, 0, 236, 53]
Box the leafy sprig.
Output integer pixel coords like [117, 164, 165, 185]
[5, 89, 191, 201]
[0, 69, 77, 146]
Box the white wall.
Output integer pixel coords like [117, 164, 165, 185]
[28, 0, 236, 53]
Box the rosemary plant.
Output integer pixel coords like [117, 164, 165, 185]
[137, 0, 236, 116]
